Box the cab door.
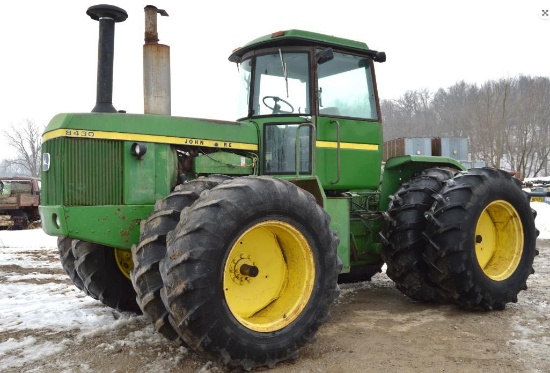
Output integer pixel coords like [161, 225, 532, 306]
[314, 51, 383, 190]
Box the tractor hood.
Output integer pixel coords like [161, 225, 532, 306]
[42, 113, 258, 152]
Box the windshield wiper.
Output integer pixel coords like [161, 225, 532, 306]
[279, 48, 289, 98]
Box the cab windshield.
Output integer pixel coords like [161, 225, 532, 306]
[237, 52, 310, 118]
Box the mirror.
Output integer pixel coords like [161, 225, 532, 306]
[374, 51, 386, 62]
[316, 47, 334, 65]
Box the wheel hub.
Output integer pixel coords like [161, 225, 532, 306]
[229, 254, 259, 285]
[474, 200, 523, 281]
[223, 220, 315, 333]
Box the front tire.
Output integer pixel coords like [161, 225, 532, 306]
[73, 240, 141, 313]
[58, 236, 89, 295]
[131, 175, 231, 341]
[160, 176, 340, 370]
[424, 168, 538, 310]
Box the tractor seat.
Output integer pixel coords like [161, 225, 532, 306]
[319, 107, 340, 116]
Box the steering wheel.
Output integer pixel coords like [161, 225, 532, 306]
[262, 96, 294, 114]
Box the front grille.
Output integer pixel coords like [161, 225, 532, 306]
[42, 138, 123, 206]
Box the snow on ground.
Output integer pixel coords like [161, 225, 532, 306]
[0, 202, 549, 371]
[524, 176, 550, 183]
[533, 202, 550, 239]
[507, 203, 550, 368]
[0, 231, 162, 371]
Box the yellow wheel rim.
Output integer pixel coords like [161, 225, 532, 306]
[114, 248, 133, 280]
[223, 220, 315, 333]
[474, 200, 523, 281]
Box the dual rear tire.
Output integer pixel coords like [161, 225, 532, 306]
[381, 168, 457, 302]
[382, 167, 538, 310]
[424, 168, 538, 310]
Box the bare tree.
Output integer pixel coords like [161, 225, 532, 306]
[2, 120, 43, 177]
[381, 76, 550, 177]
[468, 79, 512, 169]
[504, 76, 550, 177]
[432, 81, 478, 136]
[382, 88, 435, 139]
[0, 159, 28, 176]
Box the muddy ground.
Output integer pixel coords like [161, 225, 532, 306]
[2, 239, 549, 373]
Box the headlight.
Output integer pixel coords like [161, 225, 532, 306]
[42, 153, 51, 172]
[130, 142, 148, 159]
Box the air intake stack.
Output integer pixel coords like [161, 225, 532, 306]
[87, 4, 128, 113]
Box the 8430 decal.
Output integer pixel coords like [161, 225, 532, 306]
[65, 130, 95, 138]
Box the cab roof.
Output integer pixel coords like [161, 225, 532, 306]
[228, 29, 377, 62]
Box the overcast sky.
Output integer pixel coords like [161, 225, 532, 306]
[1, 0, 548, 162]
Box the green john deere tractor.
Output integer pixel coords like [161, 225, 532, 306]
[40, 4, 538, 370]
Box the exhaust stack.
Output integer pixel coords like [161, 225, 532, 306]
[143, 6, 171, 115]
[87, 4, 128, 113]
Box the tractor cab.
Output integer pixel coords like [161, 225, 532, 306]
[229, 30, 386, 190]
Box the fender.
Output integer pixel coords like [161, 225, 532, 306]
[379, 155, 466, 211]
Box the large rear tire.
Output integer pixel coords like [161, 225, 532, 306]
[381, 168, 457, 302]
[160, 176, 340, 370]
[131, 175, 231, 341]
[424, 168, 538, 310]
[73, 240, 141, 313]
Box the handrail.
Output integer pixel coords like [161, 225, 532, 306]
[330, 120, 341, 184]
